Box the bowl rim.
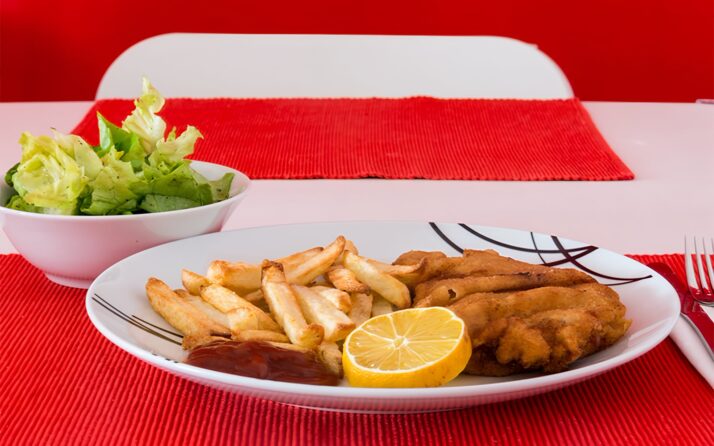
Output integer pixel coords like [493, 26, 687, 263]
[0, 160, 251, 221]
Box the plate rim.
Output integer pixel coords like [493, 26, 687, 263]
[85, 220, 680, 400]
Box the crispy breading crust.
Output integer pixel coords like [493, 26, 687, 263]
[448, 283, 631, 375]
[395, 249, 630, 376]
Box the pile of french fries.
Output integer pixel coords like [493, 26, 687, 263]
[145, 236, 423, 377]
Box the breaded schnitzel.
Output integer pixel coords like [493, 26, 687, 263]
[393, 250, 631, 375]
[448, 284, 631, 374]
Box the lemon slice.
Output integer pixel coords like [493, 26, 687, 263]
[342, 307, 472, 388]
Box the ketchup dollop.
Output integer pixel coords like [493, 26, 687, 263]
[186, 340, 340, 386]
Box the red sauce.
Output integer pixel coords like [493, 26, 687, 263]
[186, 340, 340, 386]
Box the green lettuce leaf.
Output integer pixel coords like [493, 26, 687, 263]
[97, 113, 146, 171]
[6, 79, 232, 216]
[191, 168, 234, 201]
[80, 148, 149, 215]
[97, 113, 132, 150]
[53, 130, 102, 180]
[119, 134, 145, 172]
[5, 194, 42, 213]
[11, 132, 86, 214]
[121, 77, 167, 154]
[142, 158, 212, 206]
[4, 163, 19, 187]
[142, 145, 234, 208]
[138, 194, 200, 213]
[207, 173, 234, 201]
[154, 125, 202, 162]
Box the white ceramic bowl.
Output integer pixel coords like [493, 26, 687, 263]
[0, 161, 250, 288]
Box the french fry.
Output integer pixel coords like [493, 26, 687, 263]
[308, 276, 331, 287]
[207, 260, 261, 294]
[367, 258, 426, 285]
[226, 307, 260, 332]
[335, 239, 359, 264]
[317, 342, 343, 377]
[286, 236, 346, 285]
[252, 295, 271, 314]
[177, 289, 266, 337]
[173, 289, 191, 299]
[175, 289, 230, 329]
[292, 285, 355, 341]
[262, 261, 324, 348]
[181, 269, 212, 296]
[348, 292, 373, 326]
[146, 278, 229, 349]
[343, 252, 411, 309]
[203, 248, 324, 295]
[371, 294, 395, 317]
[278, 247, 323, 269]
[232, 330, 290, 343]
[243, 289, 264, 304]
[310, 285, 352, 313]
[326, 266, 370, 293]
[344, 239, 358, 255]
[200, 284, 281, 332]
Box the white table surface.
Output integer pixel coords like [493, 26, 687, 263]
[1, 101, 712, 255]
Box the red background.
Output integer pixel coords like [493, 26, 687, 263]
[1, 0, 713, 102]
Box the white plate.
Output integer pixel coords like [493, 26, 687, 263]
[86, 221, 679, 413]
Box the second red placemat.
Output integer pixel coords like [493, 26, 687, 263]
[71, 97, 633, 181]
[1, 254, 711, 445]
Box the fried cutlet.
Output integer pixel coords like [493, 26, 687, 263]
[448, 283, 631, 375]
[393, 250, 631, 376]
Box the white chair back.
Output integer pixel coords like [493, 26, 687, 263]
[97, 33, 573, 99]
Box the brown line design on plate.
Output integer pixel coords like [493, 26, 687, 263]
[92, 294, 183, 346]
[429, 222, 652, 286]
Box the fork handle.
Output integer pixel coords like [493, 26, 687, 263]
[648, 261, 714, 361]
[682, 311, 714, 361]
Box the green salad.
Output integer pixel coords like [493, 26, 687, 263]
[3, 79, 234, 215]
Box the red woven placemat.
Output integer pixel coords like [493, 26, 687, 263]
[1, 254, 712, 445]
[71, 98, 633, 181]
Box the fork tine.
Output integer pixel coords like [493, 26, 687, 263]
[695, 237, 710, 292]
[685, 236, 699, 290]
[704, 238, 714, 291]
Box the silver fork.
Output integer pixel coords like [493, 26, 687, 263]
[685, 237, 714, 306]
